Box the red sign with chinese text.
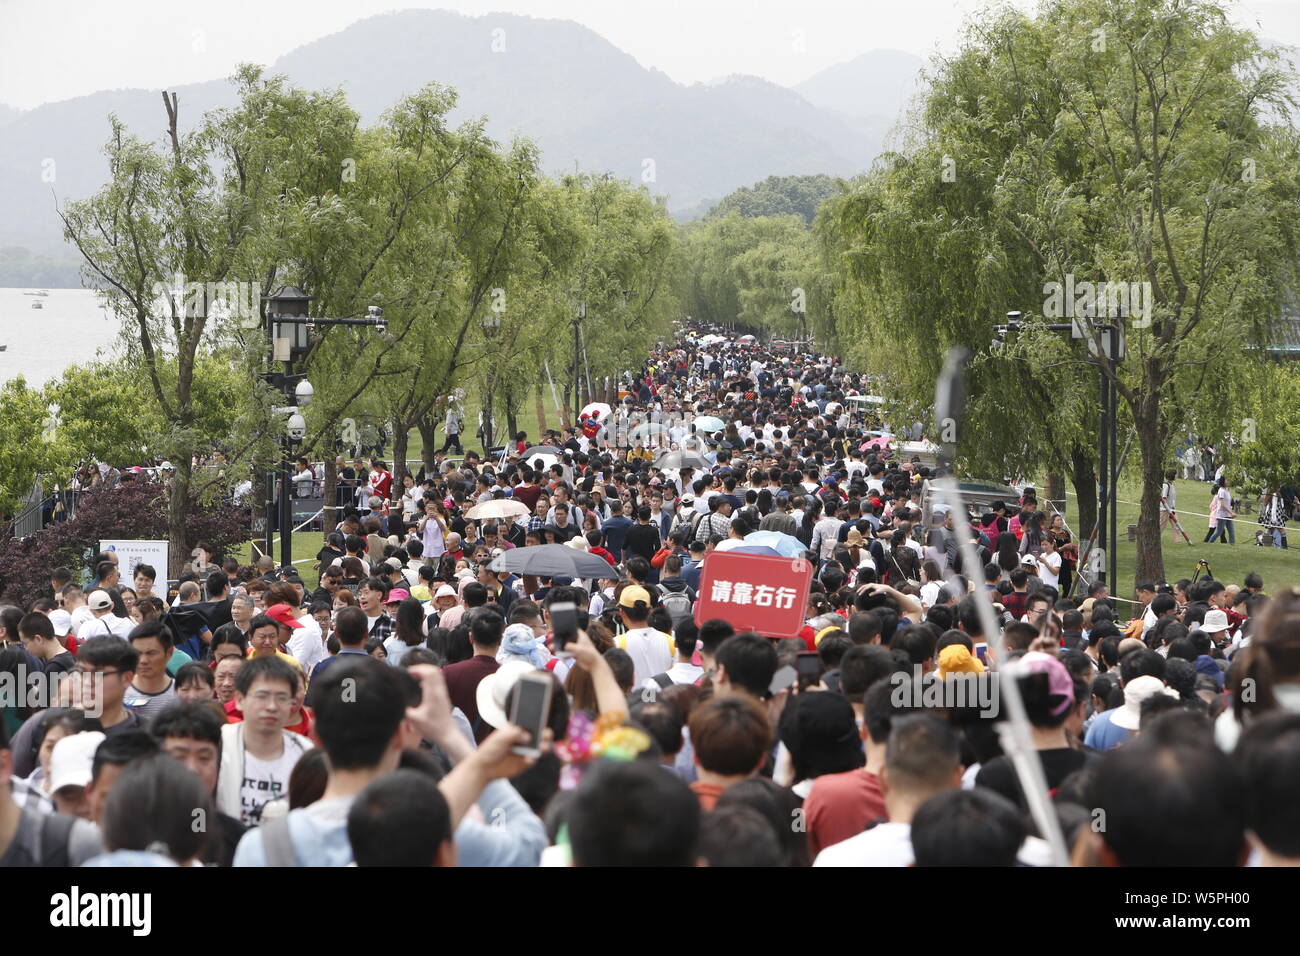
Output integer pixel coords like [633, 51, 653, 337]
[694, 551, 813, 638]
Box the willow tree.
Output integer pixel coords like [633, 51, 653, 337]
[549, 173, 679, 417]
[822, 0, 1300, 587]
[61, 65, 433, 570]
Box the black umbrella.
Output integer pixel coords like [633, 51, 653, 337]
[488, 544, 615, 578]
[522, 445, 562, 457]
[654, 450, 710, 470]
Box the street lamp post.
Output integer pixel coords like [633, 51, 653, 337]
[480, 313, 500, 452]
[262, 286, 386, 572]
[566, 290, 586, 421]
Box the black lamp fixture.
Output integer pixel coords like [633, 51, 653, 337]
[263, 285, 313, 361]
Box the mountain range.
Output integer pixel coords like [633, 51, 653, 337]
[0, 9, 925, 269]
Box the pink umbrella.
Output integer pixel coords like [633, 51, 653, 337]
[860, 436, 893, 452]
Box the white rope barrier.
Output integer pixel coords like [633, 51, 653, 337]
[1060, 489, 1289, 533]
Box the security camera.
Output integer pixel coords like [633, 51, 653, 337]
[295, 379, 314, 407]
[286, 412, 306, 442]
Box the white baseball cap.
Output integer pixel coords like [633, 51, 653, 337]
[87, 590, 113, 611]
[49, 731, 106, 793]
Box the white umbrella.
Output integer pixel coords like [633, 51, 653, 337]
[465, 499, 531, 521]
[693, 415, 725, 434]
[629, 421, 672, 439]
[581, 401, 612, 421]
[525, 453, 559, 471]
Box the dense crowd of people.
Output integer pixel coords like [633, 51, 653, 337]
[3, 321, 1299, 868]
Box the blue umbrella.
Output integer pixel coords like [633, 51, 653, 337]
[742, 531, 808, 559]
[727, 545, 784, 557]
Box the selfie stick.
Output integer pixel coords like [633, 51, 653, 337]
[932, 348, 1070, 867]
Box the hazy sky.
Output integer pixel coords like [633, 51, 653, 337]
[2, 0, 1298, 109]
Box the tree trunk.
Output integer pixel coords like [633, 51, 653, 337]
[1069, 446, 1097, 544]
[251, 465, 268, 547]
[481, 372, 496, 454]
[1044, 472, 1064, 516]
[392, 423, 410, 484]
[168, 457, 192, 579]
[1134, 411, 1167, 593]
[504, 387, 518, 444]
[535, 388, 547, 439]
[418, 419, 439, 476]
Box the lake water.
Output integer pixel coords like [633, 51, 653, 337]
[0, 287, 121, 386]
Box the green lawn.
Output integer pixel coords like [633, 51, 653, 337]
[1049, 475, 1300, 599]
[401, 384, 574, 471]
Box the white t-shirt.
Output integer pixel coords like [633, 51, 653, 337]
[616, 627, 675, 687]
[293, 467, 315, 497]
[70, 606, 95, 633]
[1037, 550, 1061, 588]
[287, 617, 327, 675]
[77, 614, 134, 641]
[1212, 487, 1233, 520]
[641, 661, 703, 690]
[813, 822, 915, 867]
[241, 744, 303, 826]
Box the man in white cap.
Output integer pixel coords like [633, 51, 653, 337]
[1085, 674, 1179, 751]
[76, 590, 133, 641]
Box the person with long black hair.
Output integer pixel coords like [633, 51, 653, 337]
[995, 531, 1021, 578]
[384, 597, 427, 667]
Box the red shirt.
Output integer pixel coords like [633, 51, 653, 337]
[803, 768, 887, 857]
[512, 484, 543, 511]
[1001, 590, 1029, 620]
[370, 469, 393, 501]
